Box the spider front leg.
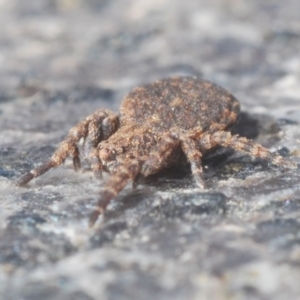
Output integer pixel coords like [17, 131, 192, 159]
[140, 133, 181, 177]
[199, 131, 297, 169]
[83, 112, 119, 178]
[89, 159, 141, 227]
[17, 109, 119, 186]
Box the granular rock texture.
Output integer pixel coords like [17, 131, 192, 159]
[1, 0, 300, 299]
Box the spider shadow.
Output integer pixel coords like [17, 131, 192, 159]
[102, 187, 155, 221]
[100, 164, 194, 221]
[232, 111, 260, 139]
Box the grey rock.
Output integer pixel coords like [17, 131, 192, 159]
[1, 0, 300, 299]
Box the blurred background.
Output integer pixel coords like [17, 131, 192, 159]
[0, 1, 300, 299]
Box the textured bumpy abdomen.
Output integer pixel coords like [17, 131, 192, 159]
[120, 77, 240, 132]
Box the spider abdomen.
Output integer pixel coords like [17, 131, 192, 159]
[120, 76, 240, 133]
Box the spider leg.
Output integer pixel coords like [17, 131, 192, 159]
[199, 131, 297, 169]
[83, 113, 119, 179]
[17, 109, 119, 186]
[140, 133, 180, 177]
[141, 132, 205, 187]
[180, 137, 205, 188]
[89, 159, 141, 227]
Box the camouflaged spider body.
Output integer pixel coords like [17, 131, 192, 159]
[18, 76, 296, 226]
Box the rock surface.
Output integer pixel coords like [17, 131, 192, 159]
[1, 0, 300, 299]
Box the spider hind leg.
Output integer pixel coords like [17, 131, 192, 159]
[209, 131, 297, 169]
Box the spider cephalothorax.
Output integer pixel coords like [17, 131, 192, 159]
[17, 76, 296, 226]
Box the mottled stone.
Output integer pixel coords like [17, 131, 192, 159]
[1, 0, 300, 299]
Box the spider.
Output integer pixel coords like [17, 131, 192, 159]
[17, 76, 297, 226]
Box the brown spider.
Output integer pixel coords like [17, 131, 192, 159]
[17, 76, 297, 226]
